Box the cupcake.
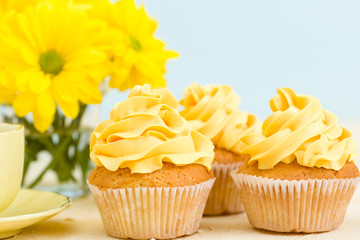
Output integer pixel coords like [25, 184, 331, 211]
[232, 87, 360, 233]
[88, 84, 215, 239]
[180, 83, 261, 215]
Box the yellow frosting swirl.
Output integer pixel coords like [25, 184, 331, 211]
[241, 87, 358, 170]
[180, 83, 261, 154]
[90, 84, 215, 173]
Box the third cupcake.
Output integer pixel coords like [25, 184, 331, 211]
[180, 83, 261, 215]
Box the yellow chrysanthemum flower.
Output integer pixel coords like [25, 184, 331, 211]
[0, 0, 109, 132]
[0, 1, 42, 104]
[105, 0, 178, 90]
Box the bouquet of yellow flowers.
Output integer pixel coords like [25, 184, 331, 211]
[0, 0, 177, 194]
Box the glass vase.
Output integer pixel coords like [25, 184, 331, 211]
[1, 104, 95, 198]
[23, 127, 93, 198]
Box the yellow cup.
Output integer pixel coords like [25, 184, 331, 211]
[0, 123, 24, 213]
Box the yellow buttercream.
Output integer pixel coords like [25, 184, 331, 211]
[180, 83, 261, 154]
[90, 84, 215, 173]
[241, 87, 358, 170]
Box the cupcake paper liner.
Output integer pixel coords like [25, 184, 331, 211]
[88, 178, 215, 239]
[231, 172, 359, 233]
[204, 162, 244, 215]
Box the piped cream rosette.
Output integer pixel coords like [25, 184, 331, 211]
[90, 84, 214, 174]
[241, 87, 358, 170]
[180, 83, 260, 154]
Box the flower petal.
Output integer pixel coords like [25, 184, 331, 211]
[77, 79, 103, 104]
[33, 110, 53, 133]
[36, 89, 56, 120]
[57, 98, 79, 119]
[66, 49, 107, 68]
[13, 92, 36, 117]
[52, 74, 78, 103]
[52, 76, 79, 119]
[29, 71, 51, 94]
[20, 45, 38, 67]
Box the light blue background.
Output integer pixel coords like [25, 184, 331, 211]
[102, 0, 360, 122]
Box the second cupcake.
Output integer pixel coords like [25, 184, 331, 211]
[88, 84, 215, 239]
[180, 83, 261, 215]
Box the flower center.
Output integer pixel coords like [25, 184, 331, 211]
[39, 50, 65, 75]
[130, 37, 142, 51]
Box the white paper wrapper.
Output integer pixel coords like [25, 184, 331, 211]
[231, 172, 360, 233]
[204, 162, 244, 215]
[88, 178, 215, 239]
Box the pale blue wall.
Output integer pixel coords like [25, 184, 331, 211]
[102, 0, 360, 122]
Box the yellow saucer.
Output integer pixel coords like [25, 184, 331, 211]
[0, 189, 71, 239]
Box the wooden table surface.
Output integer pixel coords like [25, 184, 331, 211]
[12, 187, 360, 240]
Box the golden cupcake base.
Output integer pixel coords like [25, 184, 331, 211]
[88, 179, 215, 239]
[232, 172, 360, 233]
[204, 162, 244, 215]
